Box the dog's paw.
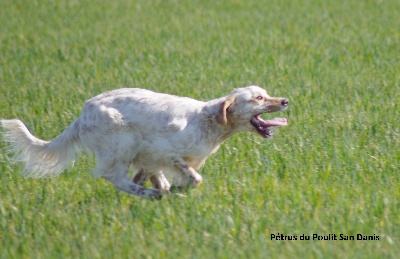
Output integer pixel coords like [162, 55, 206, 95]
[146, 189, 163, 200]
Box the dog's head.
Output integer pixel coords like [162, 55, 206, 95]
[216, 86, 288, 138]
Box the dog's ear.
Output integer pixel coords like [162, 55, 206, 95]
[216, 95, 236, 125]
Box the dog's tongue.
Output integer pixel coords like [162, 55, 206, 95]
[258, 116, 288, 127]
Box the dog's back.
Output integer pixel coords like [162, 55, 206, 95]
[1, 86, 288, 199]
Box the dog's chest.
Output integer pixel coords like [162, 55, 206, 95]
[177, 140, 222, 169]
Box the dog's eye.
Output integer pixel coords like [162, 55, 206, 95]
[256, 96, 263, 100]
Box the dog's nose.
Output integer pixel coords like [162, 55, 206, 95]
[281, 99, 289, 106]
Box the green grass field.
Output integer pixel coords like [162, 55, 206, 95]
[0, 0, 399, 258]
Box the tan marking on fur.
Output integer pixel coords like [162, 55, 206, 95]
[1, 86, 288, 199]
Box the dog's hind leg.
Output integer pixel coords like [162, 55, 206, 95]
[98, 161, 162, 199]
[88, 129, 162, 199]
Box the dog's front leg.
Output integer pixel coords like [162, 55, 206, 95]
[150, 173, 171, 191]
[170, 157, 203, 190]
[132, 169, 150, 185]
[133, 169, 171, 191]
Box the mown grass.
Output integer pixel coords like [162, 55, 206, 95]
[0, 0, 399, 258]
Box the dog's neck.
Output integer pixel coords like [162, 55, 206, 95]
[203, 97, 242, 144]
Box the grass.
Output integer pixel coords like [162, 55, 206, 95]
[0, 0, 399, 258]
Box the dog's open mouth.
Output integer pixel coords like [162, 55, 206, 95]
[250, 114, 288, 138]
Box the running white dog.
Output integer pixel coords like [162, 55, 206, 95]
[1, 86, 288, 199]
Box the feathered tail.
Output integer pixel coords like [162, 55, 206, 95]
[1, 119, 81, 177]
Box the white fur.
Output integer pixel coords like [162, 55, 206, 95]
[1, 86, 288, 199]
[1, 119, 80, 178]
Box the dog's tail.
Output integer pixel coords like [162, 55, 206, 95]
[1, 119, 81, 178]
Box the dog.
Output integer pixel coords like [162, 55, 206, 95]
[1, 86, 288, 199]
